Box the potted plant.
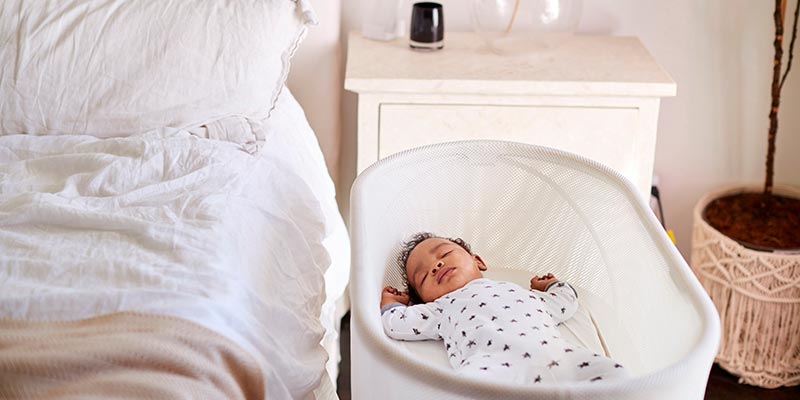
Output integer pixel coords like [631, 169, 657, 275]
[690, 0, 800, 388]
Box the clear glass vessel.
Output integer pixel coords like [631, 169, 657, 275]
[471, 0, 582, 55]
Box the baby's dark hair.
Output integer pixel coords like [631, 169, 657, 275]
[398, 232, 472, 304]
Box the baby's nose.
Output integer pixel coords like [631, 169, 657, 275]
[433, 261, 444, 272]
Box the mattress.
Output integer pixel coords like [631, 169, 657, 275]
[0, 89, 350, 400]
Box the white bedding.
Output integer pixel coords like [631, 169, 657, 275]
[0, 0, 315, 138]
[0, 90, 349, 400]
[264, 89, 351, 389]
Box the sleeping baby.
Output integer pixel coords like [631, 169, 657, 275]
[380, 232, 629, 385]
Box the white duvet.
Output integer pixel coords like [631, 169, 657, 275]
[0, 120, 337, 398]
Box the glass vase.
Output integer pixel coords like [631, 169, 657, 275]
[471, 0, 583, 55]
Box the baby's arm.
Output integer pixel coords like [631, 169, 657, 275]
[530, 275, 579, 324]
[381, 287, 441, 341]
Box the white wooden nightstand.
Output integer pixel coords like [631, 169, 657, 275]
[344, 32, 675, 199]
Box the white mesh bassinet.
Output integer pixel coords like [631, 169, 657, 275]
[349, 141, 720, 400]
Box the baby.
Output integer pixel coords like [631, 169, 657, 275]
[380, 232, 628, 385]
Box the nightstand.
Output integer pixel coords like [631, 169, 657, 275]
[344, 32, 676, 200]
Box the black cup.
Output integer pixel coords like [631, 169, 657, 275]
[410, 2, 444, 50]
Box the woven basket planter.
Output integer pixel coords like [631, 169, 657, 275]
[690, 185, 800, 388]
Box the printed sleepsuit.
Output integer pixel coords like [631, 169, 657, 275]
[381, 278, 628, 384]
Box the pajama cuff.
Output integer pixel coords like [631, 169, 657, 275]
[381, 302, 406, 314]
[545, 281, 578, 298]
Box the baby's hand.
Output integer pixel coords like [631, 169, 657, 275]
[381, 286, 410, 308]
[530, 273, 559, 292]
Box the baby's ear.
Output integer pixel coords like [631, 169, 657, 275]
[474, 255, 488, 271]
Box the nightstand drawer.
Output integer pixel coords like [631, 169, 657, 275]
[379, 103, 640, 178]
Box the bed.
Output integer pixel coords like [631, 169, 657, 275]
[0, 1, 349, 399]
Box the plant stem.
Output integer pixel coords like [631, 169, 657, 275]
[765, 0, 786, 196]
[780, 0, 799, 90]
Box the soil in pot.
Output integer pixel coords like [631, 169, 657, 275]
[703, 192, 800, 250]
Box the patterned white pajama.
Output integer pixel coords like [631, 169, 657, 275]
[381, 278, 628, 384]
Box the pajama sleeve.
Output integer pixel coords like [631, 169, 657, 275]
[540, 281, 579, 324]
[381, 303, 441, 341]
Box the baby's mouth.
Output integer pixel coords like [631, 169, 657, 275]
[437, 267, 455, 284]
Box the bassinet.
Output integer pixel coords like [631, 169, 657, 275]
[349, 141, 720, 399]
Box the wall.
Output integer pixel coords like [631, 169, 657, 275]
[287, 0, 343, 185]
[338, 0, 800, 258]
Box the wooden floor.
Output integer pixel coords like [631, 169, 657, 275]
[336, 313, 799, 399]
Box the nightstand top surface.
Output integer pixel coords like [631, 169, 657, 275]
[345, 32, 676, 97]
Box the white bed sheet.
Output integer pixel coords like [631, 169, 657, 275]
[264, 89, 351, 393]
[0, 89, 350, 400]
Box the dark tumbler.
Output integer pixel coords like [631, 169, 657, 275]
[410, 2, 444, 50]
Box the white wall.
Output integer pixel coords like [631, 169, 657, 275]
[287, 0, 343, 185]
[338, 0, 800, 258]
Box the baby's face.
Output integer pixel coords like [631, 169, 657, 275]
[406, 238, 486, 303]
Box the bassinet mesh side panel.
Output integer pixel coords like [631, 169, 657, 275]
[351, 141, 719, 399]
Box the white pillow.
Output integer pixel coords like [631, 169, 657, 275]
[0, 0, 316, 137]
